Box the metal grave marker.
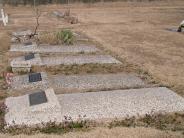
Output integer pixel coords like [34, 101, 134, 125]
[28, 73, 42, 83]
[29, 91, 47, 106]
[24, 42, 33, 46]
[25, 53, 35, 60]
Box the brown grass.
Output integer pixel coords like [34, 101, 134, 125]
[0, 127, 183, 138]
[0, 32, 10, 101]
[1, 0, 184, 137]
[32, 63, 136, 75]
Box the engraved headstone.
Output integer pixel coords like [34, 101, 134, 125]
[29, 91, 47, 106]
[29, 73, 42, 83]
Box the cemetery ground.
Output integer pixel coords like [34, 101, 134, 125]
[0, 0, 184, 137]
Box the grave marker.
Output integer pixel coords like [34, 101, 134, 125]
[24, 42, 33, 46]
[25, 53, 35, 61]
[29, 91, 47, 106]
[29, 73, 42, 83]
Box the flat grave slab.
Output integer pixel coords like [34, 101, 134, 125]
[10, 44, 99, 53]
[5, 88, 61, 126]
[52, 73, 146, 93]
[58, 87, 184, 121]
[5, 87, 184, 127]
[53, 11, 65, 18]
[10, 53, 42, 68]
[10, 72, 49, 90]
[12, 30, 32, 37]
[41, 55, 121, 66]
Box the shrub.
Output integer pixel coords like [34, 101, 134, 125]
[56, 29, 74, 45]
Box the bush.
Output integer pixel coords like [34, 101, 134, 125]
[56, 29, 74, 45]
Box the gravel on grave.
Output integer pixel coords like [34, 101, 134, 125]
[58, 87, 184, 121]
[6, 87, 184, 126]
[52, 73, 146, 92]
[41, 55, 121, 66]
[10, 53, 42, 67]
[10, 72, 49, 90]
[5, 88, 62, 126]
[12, 30, 32, 37]
[10, 44, 99, 53]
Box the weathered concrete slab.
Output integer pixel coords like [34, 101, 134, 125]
[42, 55, 121, 66]
[10, 54, 120, 67]
[5, 87, 184, 127]
[10, 53, 42, 69]
[52, 73, 146, 92]
[58, 87, 184, 121]
[10, 72, 49, 90]
[53, 11, 65, 18]
[10, 44, 99, 53]
[12, 30, 32, 37]
[5, 88, 61, 126]
[10, 73, 145, 93]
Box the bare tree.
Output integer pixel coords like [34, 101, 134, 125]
[11, 7, 41, 43]
[30, 8, 41, 38]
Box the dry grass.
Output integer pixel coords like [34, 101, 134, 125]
[38, 32, 59, 45]
[32, 63, 136, 75]
[0, 127, 183, 138]
[71, 1, 184, 96]
[1, 0, 184, 137]
[0, 32, 10, 101]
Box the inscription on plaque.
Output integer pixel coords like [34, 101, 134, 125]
[29, 73, 42, 83]
[25, 53, 35, 60]
[29, 91, 47, 106]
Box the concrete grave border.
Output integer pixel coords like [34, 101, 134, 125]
[10, 72, 49, 90]
[5, 88, 61, 127]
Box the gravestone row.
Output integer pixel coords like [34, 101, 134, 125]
[6, 30, 184, 128]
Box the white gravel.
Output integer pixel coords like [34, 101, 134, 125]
[10, 44, 99, 53]
[5, 87, 184, 127]
[10, 73, 145, 92]
[5, 88, 62, 126]
[10, 53, 42, 67]
[52, 73, 146, 92]
[10, 55, 121, 66]
[12, 30, 32, 37]
[10, 72, 49, 90]
[41, 55, 121, 66]
[58, 87, 184, 121]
